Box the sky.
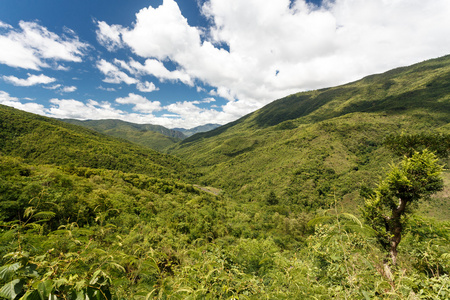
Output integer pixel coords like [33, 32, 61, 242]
[0, 0, 450, 129]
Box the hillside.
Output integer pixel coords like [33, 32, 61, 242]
[0, 105, 191, 180]
[169, 55, 450, 214]
[61, 119, 185, 151]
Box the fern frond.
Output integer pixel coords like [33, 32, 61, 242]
[33, 211, 56, 220]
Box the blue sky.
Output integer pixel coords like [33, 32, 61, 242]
[1, 0, 449, 129]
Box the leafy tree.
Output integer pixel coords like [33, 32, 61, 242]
[363, 150, 444, 265]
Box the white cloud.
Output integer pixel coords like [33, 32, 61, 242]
[129, 58, 193, 85]
[47, 98, 125, 120]
[60, 86, 77, 93]
[44, 84, 62, 90]
[96, 21, 124, 51]
[3, 73, 56, 86]
[98, 85, 117, 92]
[136, 81, 158, 92]
[115, 93, 162, 113]
[120, 0, 201, 60]
[0, 21, 12, 29]
[97, 59, 138, 85]
[97, 59, 163, 93]
[95, 0, 450, 121]
[0, 21, 89, 70]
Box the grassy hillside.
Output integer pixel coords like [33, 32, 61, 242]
[170, 55, 450, 214]
[0, 105, 191, 180]
[61, 119, 185, 151]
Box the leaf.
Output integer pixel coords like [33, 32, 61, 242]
[0, 262, 21, 281]
[37, 280, 53, 298]
[24, 207, 35, 218]
[20, 289, 41, 300]
[0, 279, 24, 300]
[23, 264, 39, 278]
[341, 213, 363, 228]
[107, 262, 125, 273]
[32, 212, 56, 220]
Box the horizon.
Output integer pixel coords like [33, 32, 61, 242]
[1, 0, 450, 129]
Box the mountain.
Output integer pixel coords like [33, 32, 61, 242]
[169, 55, 450, 213]
[61, 119, 185, 151]
[173, 123, 222, 137]
[0, 105, 191, 180]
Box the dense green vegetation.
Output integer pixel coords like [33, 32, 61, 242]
[0, 106, 191, 181]
[60, 119, 185, 152]
[1, 55, 449, 299]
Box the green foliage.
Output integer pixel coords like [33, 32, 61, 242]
[363, 150, 444, 264]
[0, 105, 192, 180]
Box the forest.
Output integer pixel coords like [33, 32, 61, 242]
[0, 55, 449, 299]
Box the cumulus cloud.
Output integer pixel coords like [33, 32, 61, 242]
[97, 59, 138, 85]
[97, 59, 162, 93]
[95, 0, 450, 120]
[96, 21, 124, 51]
[128, 59, 193, 85]
[60, 86, 77, 93]
[47, 98, 125, 120]
[2, 73, 56, 86]
[136, 81, 158, 92]
[115, 93, 162, 113]
[0, 21, 89, 70]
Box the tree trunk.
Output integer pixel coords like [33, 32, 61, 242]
[389, 197, 407, 265]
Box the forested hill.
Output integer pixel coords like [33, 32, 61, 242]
[60, 118, 185, 152]
[169, 55, 450, 211]
[0, 105, 191, 180]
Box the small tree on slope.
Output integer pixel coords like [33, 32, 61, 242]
[363, 150, 443, 265]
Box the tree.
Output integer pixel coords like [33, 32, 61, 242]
[363, 150, 444, 265]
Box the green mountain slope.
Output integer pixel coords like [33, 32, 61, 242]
[170, 55, 450, 212]
[0, 105, 191, 180]
[61, 119, 185, 151]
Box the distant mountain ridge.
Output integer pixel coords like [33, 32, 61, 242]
[173, 123, 221, 137]
[60, 119, 222, 151]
